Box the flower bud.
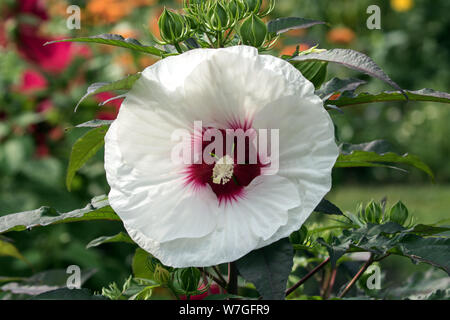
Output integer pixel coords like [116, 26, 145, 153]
[387, 201, 409, 226]
[239, 13, 267, 47]
[364, 200, 383, 224]
[208, 2, 230, 31]
[243, 0, 262, 14]
[153, 265, 171, 285]
[228, 0, 245, 19]
[146, 255, 162, 274]
[158, 8, 188, 43]
[289, 225, 308, 245]
[176, 267, 202, 293]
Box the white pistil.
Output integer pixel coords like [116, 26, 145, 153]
[212, 155, 235, 185]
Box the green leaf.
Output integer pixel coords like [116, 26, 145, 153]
[75, 119, 114, 128]
[66, 126, 108, 191]
[45, 34, 165, 56]
[316, 77, 366, 100]
[291, 49, 405, 96]
[314, 199, 343, 215]
[86, 232, 134, 249]
[236, 238, 293, 300]
[335, 151, 434, 180]
[409, 224, 450, 236]
[31, 288, 107, 300]
[74, 73, 140, 111]
[326, 89, 450, 107]
[395, 235, 450, 275]
[292, 61, 328, 89]
[0, 195, 120, 234]
[267, 17, 326, 35]
[0, 239, 27, 262]
[132, 248, 153, 280]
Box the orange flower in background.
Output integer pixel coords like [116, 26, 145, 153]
[391, 0, 414, 12]
[285, 28, 307, 38]
[86, 0, 156, 25]
[280, 43, 310, 56]
[327, 27, 355, 45]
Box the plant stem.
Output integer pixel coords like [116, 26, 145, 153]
[323, 268, 337, 299]
[339, 254, 374, 298]
[285, 257, 330, 297]
[227, 262, 238, 295]
[198, 267, 227, 289]
[213, 265, 227, 285]
[174, 42, 183, 53]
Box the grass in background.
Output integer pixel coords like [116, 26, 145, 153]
[328, 184, 450, 224]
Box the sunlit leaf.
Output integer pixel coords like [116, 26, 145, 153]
[267, 17, 326, 34]
[87, 232, 134, 249]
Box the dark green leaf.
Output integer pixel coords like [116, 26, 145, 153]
[87, 232, 134, 248]
[132, 248, 153, 280]
[316, 77, 366, 100]
[267, 17, 326, 35]
[0, 195, 120, 234]
[395, 235, 450, 275]
[335, 151, 434, 179]
[236, 238, 293, 300]
[66, 126, 108, 191]
[327, 89, 450, 108]
[291, 49, 405, 96]
[409, 224, 450, 236]
[74, 73, 140, 111]
[292, 61, 328, 89]
[314, 199, 343, 215]
[45, 34, 164, 56]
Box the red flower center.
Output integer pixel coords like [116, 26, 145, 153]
[185, 125, 265, 204]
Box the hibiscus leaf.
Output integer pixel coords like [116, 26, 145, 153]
[326, 89, 450, 107]
[44, 34, 165, 56]
[66, 126, 108, 191]
[75, 119, 114, 128]
[335, 150, 434, 180]
[291, 49, 406, 96]
[316, 77, 367, 100]
[86, 232, 135, 249]
[0, 195, 120, 234]
[267, 17, 326, 35]
[409, 224, 450, 236]
[74, 73, 140, 111]
[394, 235, 450, 275]
[132, 248, 154, 280]
[292, 61, 328, 89]
[0, 239, 27, 263]
[314, 199, 343, 215]
[235, 238, 293, 300]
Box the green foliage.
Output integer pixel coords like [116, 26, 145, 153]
[292, 49, 405, 94]
[0, 195, 119, 234]
[267, 17, 326, 35]
[66, 126, 108, 191]
[236, 238, 293, 300]
[86, 232, 134, 249]
[45, 34, 165, 57]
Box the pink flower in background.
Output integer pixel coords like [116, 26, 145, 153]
[19, 69, 48, 93]
[95, 92, 124, 120]
[19, 0, 48, 20]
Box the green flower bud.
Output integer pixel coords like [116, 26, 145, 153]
[388, 201, 409, 226]
[175, 267, 202, 293]
[239, 13, 267, 47]
[289, 225, 308, 245]
[158, 8, 188, 43]
[146, 255, 162, 274]
[364, 200, 383, 224]
[243, 0, 262, 14]
[228, 0, 245, 19]
[153, 265, 171, 285]
[208, 2, 230, 31]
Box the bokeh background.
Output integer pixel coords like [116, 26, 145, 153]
[0, 0, 449, 295]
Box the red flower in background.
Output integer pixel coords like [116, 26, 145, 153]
[19, 69, 48, 92]
[95, 92, 124, 120]
[19, 0, 48, 20]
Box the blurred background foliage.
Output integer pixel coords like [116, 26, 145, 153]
[0, 0, 448, 296]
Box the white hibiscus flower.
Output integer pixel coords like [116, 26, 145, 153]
[104, 45, 339, 268]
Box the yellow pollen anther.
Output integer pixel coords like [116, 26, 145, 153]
[212, 155, 234, 185]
